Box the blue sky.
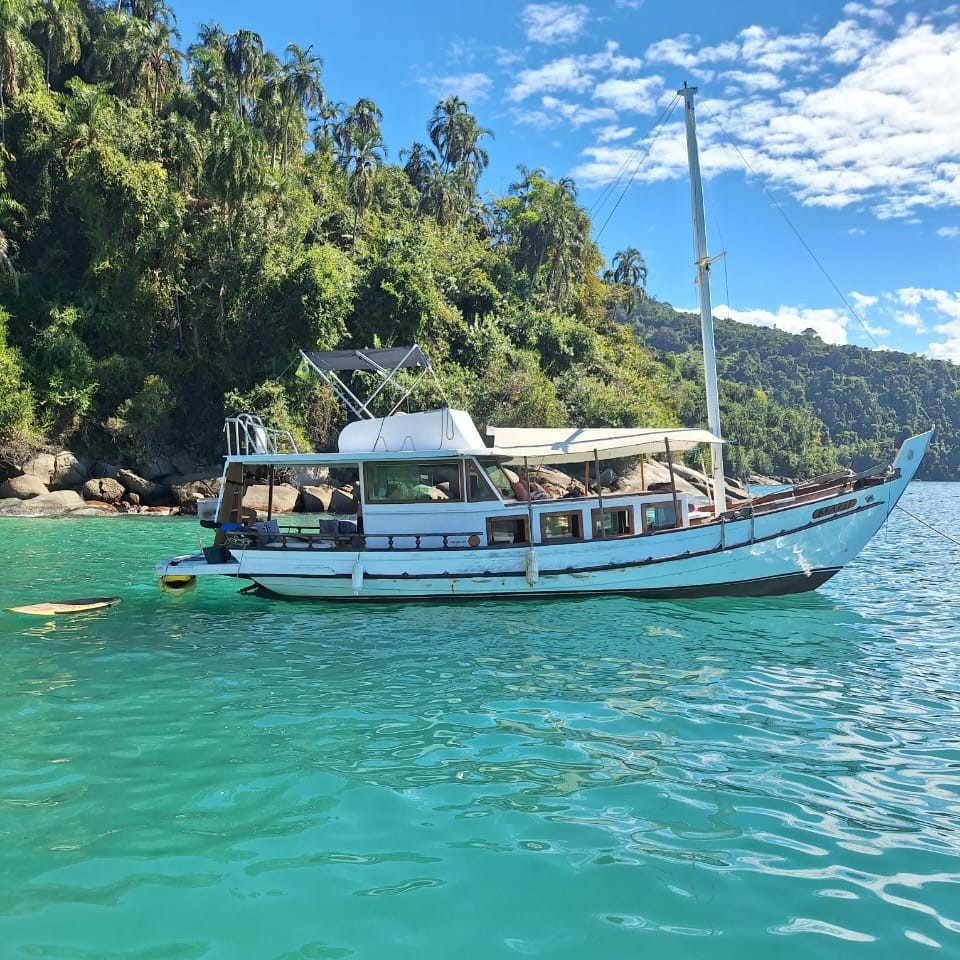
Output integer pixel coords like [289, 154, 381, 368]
[170, 0, 960, 362]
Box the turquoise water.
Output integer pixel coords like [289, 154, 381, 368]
[1, 482, 958, 959]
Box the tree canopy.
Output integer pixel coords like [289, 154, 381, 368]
[0, 1, 955, 485]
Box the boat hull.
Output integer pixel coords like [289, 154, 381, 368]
[156, 428, 930, 602]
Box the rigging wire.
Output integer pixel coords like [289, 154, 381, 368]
[700, 104, 937, 431]
[895, 504, 960, 548]
[701, 105, 883, 350]
[592, 95, 682, 242]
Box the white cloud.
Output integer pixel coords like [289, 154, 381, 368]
[508, 56, 595, 101]
[894, 311, 926, 333]
[419, 72, 493, 102]
[822, 19, 878, 64]
[593, 76, 663, 113]
[843, 2, 894, 26]
[541, 96, 617, 127]
[644, 35, 699, 69]
[938, 226, 960, 237]
[738, 25, 820, 72]
[719, 69, 783, 92]
[717, 305, 849, 343]
[891, 287, 960, 361]
[596, 124, 636, 143]
[521, 4, 589, 45]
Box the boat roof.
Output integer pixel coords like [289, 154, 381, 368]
[487, 426, 723, 464]
[223, 410, 721, 467]
[304, 345, 429, 372]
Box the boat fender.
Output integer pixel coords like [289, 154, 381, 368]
[351, 560, 364, 595]
[525, 548, 539, 586]
[159, 575, 197, 595]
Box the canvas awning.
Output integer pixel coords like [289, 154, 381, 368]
[304, 346, 428, 373]
[487, 426, 723, 465]
[298, 345, 432, 420]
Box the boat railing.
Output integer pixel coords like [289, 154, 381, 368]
[220, 527, 483, 552]
[225, 413, 299, 456]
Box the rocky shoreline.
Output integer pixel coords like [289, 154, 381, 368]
[0, 445, 759, 520]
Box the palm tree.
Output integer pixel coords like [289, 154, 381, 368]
[188, 23, 228, 128]
[0, 0, 41, 140]
[604, 246, 648, 308]
[427, 96, 493, 175]
[278, 41, 323, 171]
[40, 0, 87, 87]
[61, 76, 112, 161]
[342, 124, 384, 243]
[223, 28, 263, 121]
[141, 15, 180, 113]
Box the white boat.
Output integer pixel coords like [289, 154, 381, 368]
[156, 87, 932, 602]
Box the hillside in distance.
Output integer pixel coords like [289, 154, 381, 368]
[631, 299, 960, 481]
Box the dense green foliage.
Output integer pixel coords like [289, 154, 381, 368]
[633, 300, 960, 480]
[0, 0, 679, 466]
[0, 1, 955, 483]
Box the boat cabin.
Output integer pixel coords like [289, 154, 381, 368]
[212, 406, 713, 554]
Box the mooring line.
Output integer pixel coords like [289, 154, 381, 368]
[896, 505, 960, 547]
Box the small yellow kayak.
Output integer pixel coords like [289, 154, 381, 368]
[6, 597, 122, 615]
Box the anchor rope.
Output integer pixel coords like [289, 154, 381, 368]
[895, 504, 960, 548]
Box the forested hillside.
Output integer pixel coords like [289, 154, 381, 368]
[632, 300, 960, 480]
[0, 1, 955, 482]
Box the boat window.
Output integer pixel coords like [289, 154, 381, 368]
[467, 461, 498, 502]
[592, 506, 635, 538]
[540, 511, 584, 542]
[639, 501, 678, 533]
[486, 516, 530, 545]
[479, 459, 516, 499]
[364, 461, 463, 504]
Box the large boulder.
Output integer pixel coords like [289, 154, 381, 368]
[0, 489, 85, 517]
[138, 456, 175, 481]
[171, 474, 222, 513]
[82, 477, 125, 503]
[20, 453, 56, 485]
[0, 474, 49, 500]
[301, 484, 358, 513]
[70, 502, 118, 517]
[90, 460, 120, 479]
[50, 451, 88, 490]
[242, 483, 300, 515]
[118, 468, 172, 503]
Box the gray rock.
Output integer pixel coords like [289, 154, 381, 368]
[243, 483, 301, 515]
[300, 484, 337, 512]
[91, 460, 120, 479]
[0, 489, 85, 517]
[171, 453, 198, 475]
[69, 504, 119, 517]
[82, 477, 125, 503]
[51, 451, 88, 490]
[117, 469, 151, 496]
[138, 456, 175, 481]
[0, 474, 49, 499]
[171, 475, 222, 513]
[21, 453, 56, 485]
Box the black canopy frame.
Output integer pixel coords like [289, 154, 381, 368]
[299, 345, 433, 420]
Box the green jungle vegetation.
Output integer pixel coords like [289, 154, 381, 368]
[0, 1, 955, 480]
[631, 301, 960, 480]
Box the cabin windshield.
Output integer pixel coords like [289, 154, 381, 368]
[479, 459, 515, 499]
[363, 461, 463, 503]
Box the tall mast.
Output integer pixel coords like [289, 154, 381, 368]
[679, 83, 727, 517]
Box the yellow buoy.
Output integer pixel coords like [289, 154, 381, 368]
[159, 575, 197, 595]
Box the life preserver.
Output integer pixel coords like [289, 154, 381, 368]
[159, 575, 197, 595]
